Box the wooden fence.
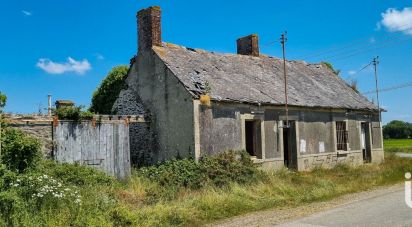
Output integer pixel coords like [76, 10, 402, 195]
[53, 118, 137, 179]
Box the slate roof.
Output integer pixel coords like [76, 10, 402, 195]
[153, 43, 378, 111]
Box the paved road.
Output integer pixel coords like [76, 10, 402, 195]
[278, 186, 412, 227]
[396, 152, 412, 158]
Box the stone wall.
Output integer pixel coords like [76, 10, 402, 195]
[196, 102, 384, 171]
[297, 151, 364, 171]
[112, 62, 157, 167]
[4, 115, 53, 157]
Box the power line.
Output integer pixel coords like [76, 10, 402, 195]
[363, 81, 412, 95]
[345, 62, 374, 80]
[295, 21, 412, 60]
[319, 35, 412, 62]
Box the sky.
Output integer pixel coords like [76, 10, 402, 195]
[0, 0, 412, 124]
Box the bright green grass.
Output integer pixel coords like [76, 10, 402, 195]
[384, 139, 412, 153]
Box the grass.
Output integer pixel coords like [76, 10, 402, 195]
[2, 152, 412, 226]
[109, 154, 412, 226]
[384, 139, 412, 153]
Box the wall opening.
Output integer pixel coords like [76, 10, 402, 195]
[361, 122, 371, 162]
[245, 120, 262, 159]
[336, 121, 348, 151]
[283, 121, 297, 168]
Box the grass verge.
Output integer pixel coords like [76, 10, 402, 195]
[384, 139, 412, 153]
[1, 152, 411, 226]
[112, 153, 411, 226]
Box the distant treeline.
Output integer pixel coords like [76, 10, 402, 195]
[383, 120, 412, 139]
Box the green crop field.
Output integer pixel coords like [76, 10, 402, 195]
[384, 139, 412, 153]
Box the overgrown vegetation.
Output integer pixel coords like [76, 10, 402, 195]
[1, 138, 411, 226]
[1, 128, 41, 173]
[321, 61, 341, 75]
[54, 105, 94, 121]
[89, 65, 129, 114]
[348, 79, 359, 93]
[139, 151, 261, 190]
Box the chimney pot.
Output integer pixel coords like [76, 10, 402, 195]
[137, 6, 162, 53]
[237, 34, 259, 56]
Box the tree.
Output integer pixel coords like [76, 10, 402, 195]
[0, 92, 6, 112]
[383, 120, 412, 139]
[89, 65, 129, 114]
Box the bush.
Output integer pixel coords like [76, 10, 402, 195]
[199, 150, 260, 187]
[35, 160, 115, 187]
[138, 150, 262, 190]
[54, 105, 94, 121]
[1, 128, 41, 173]
[0, 172, 83, 226]
[90, 65, 129, 114]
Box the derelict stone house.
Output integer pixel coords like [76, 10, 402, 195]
[113, 6, 384, 170]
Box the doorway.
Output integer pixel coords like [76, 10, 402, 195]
[361, 122, 371, 162]
[245, 120, 262, 159]
[283, 121, 297, 168]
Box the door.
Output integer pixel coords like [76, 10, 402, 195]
[245, 120, 262, 159]
[283, 121, 297, 168]
[361, 122, 371, 162]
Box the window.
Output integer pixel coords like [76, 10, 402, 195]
[336, 121, 348, 151]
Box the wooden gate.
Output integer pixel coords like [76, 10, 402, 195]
[53, 120, 131, 179]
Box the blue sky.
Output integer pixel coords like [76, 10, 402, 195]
[1, 0, 412, 123]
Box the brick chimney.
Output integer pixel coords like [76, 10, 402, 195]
[137, 6, 162, 53]
[236, 34, 259, 56]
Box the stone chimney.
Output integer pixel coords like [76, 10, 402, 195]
[137, 6, 162, 53]
[236, 34, 259, 56]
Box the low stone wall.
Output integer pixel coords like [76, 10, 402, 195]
[297, 151, 364, 171]
[4, 115, 53, 157]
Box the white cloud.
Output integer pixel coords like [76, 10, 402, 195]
[380, 7, 412, 35]
[375, 22, 381, 31]
[348, 70, 357, 75]
[95, 53, 104, 60]
[369, 37, 376, 43]
[22, 10, 32, 16]
[36, 57, 91, 75]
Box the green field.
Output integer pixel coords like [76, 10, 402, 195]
[384, 139, 412, 153]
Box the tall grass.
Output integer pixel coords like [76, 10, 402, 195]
[111, 153, 412, 226]
[1, 153, 411, 226]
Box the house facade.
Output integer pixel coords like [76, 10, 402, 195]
[113, 6, 384, 170]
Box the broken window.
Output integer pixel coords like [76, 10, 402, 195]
[336, 121, 348, 151]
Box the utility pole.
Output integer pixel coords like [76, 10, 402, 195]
[48, 94, 52, 117]
[372, 56, 381, 124]
[280, 31, 289, 128]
